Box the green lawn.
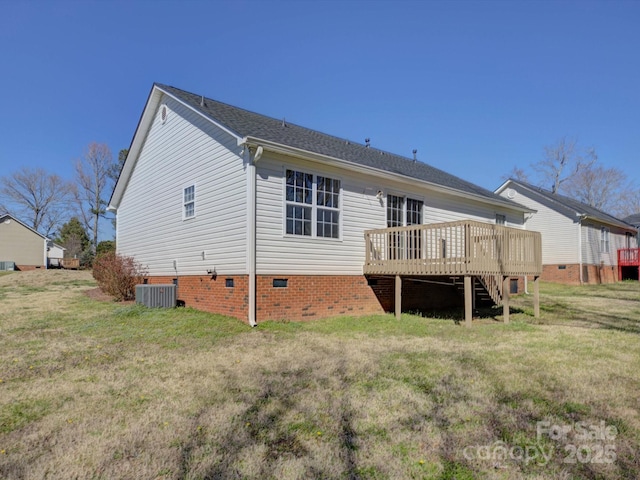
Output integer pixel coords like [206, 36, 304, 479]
[1, 271, 638, 479]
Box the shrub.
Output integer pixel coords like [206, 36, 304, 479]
[96, 240, 116, 256]
[92, 252, 147, 301]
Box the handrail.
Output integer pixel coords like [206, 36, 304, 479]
[364, 220, 542, 277]
[618, 248, 640, 266]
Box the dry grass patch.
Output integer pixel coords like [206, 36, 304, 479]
[0, 273, 639, 479]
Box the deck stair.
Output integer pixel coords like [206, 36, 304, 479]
[452, 274, 503, 307]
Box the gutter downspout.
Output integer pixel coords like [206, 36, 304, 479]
[577, 214, 585, 284]
[246, 145, 263, 327]
[44, 239, 49, 270]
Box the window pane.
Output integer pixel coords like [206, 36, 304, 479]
[184, 185, 194, 203]
[287, 169, 312, 205]
[286, 205, 311, 236]
[318, 209, 339, 238]
[387, 195, 404, 227]
[184, 202, 194, 218]
[406, 199, 423, 225]
[317, 176, 340, 208]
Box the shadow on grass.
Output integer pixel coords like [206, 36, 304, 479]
[412, 305, 528, 325]
[178, 358, 362, 479]
[525, 298, 640, 334]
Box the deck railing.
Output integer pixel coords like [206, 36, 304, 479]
[618, 248, 640, 266]
[364, 220, 542, 277]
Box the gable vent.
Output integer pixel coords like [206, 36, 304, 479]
[160, 105, 168, 124]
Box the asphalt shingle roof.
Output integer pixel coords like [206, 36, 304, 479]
[624, 213, 640, 227]
[507, 179, 635, 230]
[157, 83, 513, 205]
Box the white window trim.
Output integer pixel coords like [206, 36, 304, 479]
[600, 226, 610, 253]
[282, 167, 343, 240]
[386, 192, 424, 226]
[183, 183, 196, 221]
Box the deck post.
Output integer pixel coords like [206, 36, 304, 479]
[395, 274, 401, 320]
[502, 276, 510, 324]
[464, 275, 472, 327]
[533, 276, 540, 318]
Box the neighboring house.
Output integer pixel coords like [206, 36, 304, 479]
[623, 213, 640, 243]
[47, 242, 66, 268]
[109, 84, 541, 324]
[495, 179, 638, 284]
[0, 214, 64, 270]
[619, 213, 640, 281]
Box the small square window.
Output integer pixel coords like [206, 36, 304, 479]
[225, 278, 234, 288]
[273, 278, 288, 288]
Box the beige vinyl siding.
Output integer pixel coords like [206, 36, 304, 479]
[0, 219, 45, 266]
[256, 154, 526, 275]
[116, 95, 247, 276]
[256, 155, 381, 275]
[582, 221, 629, 266]
[498, 186, 578, 264]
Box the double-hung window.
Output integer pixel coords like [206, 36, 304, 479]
[600, 227, 610, 253]
[285, 169, 340, 238]
[183, 185, 195, 219]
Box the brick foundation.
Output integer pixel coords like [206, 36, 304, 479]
[541, 263, 618, 285]
[144, 274, 464, 323]
[257, 275, 384, 320]
[146, 275, 249, 319]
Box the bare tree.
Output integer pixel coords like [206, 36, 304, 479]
[559, 160, 640, 218]
[533, 137, 596, 193]
[620, 189, 640, 218]
[502, 166, 530, 183]
[74, 143, 115, 251]
[0, 167, 72, 236]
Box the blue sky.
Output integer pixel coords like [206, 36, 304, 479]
[1, 0, 639, 238]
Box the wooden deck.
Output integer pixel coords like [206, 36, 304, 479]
[618, 248, 640, 266]
[364, 220, 543, 325]
[60, 258, 80, 269]
[618, 248, 640, 281]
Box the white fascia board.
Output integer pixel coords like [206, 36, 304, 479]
[157, 87, 242, 140]
[494, 179, 513, 194]
[108, 84, 244, 211]
[239, 136, 532, 214]
[581, 216, 638, 233]
[108, 85, 163, 211]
